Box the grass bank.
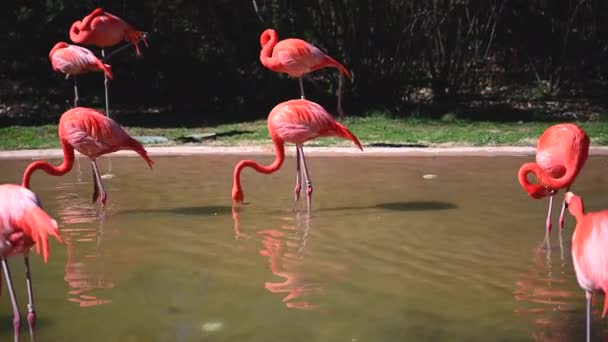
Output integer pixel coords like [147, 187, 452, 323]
[2, 113, 608, 150]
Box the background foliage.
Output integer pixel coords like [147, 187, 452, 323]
[1, 0, 607, 125]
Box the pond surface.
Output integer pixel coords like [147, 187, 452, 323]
[1, 153, 608, 341]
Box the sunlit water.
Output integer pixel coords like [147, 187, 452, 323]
[1, 153, 608, 341]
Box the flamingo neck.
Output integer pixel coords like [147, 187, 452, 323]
[518, 163, 548, 199]
[82, 8, 104, 30]
[232, 140, 285, 202]
[21, 140, 75, 189]
[260, 31, 281, 70]
[70, 8, 104, 42]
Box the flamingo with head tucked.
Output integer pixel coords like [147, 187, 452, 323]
[518, 123, 589, 246]
[564, 192, 608, 342]
[70, 7, 148, 117]
[232, 99, 362, 211]
[259, 29, 351, 116]
[70, 7, 147, 55]
[49, 42, 113, 107]
[22, 107, 154, 207]
[0, 184, 63, 342]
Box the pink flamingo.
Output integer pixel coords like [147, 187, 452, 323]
[565, 192, 608, 342]
[518, 123, 589, 246]
[232, 99, 362, 211]
[21, 107, 154, 206]
[49, 42, 113, 107]
[0, 184, 63, 341]
[259, 29, 351, 116]
[70, 7, 148, 117]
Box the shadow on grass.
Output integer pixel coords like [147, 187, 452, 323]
[174, 129, 253, 142]
[367, 143, 428, 148]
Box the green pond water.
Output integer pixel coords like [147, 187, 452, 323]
[1, 153, 608, 341]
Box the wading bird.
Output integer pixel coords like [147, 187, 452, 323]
[21, 107, 153, 206]
[259, 29, 351, 116]
[564, 192, 608, 342]
[49, 42, 113, 108]
[70, 7, 148, 117]
[232, 99, 362, 211]
[0, 184, 63, 342]
[518, 123, 589, 246]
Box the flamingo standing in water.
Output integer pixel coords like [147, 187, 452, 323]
[259, 29, 351, 117]
[518, 123, 589, 246]
[70, 7, 148, 117]
[0, 184, 63, 341]
[232, 99, 362, 211]
[49, 42, 113, 108]
[21, 107, 154, 206]
[564, 192, 608, 342]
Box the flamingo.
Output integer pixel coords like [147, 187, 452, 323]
[70, 7, 148, 117]
[0, 184, 63, 341]
[231, 99, 363, 211]
[518, 123, 589, 246]
[21, 107, 154, 207]
[564, 191, 608, 342]
[259, 29, 351, 116]
[49, 42, 113, 108]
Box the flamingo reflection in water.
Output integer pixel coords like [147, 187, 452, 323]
[55, 187, 113, 307]
[232, 207, 319, 309]
[258, 213, 320, 310]
[512, 236, 608, 340]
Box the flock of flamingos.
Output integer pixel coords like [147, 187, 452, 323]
[0, 7, 606, 342]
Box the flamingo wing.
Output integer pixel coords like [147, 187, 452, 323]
[268, 100, 334, 143]
[60, 108, 132, 158]
[0, 184, 62, 261]
[274, 39, 325, 76]
[52, 45, 102, 76]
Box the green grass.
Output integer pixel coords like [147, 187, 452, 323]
[3, 113, 608, 150]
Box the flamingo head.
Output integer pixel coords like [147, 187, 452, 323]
[528, 186, 552, 199]
[49, 42, 69, 59]
[260, 29, 276, 47]
[564, 192, 576, 204]
[564, 191, 584, 219]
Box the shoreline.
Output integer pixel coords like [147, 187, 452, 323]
[2, 145, 608, 158]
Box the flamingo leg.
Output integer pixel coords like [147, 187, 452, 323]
[586, 290, 592, 342]
[544, 194, 554, 249]
[299, 77, 305, 99]
[101, 49, 110, 117]
[298, 145, 313, 212]
[2, 258, 21, 342]
[558, 187, 570, 229]
[24, 255, 36, 340]
[558, 224, 564, 262]
[337, 73, 344, 119]
[294, 147, 302, 206]
[91, 160, 107, 206]
[73, 76, 79, 108]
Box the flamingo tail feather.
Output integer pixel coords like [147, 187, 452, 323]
[334, 122, 362, 150]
